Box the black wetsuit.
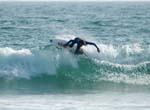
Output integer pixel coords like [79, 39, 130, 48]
[64, 38, 99, 54]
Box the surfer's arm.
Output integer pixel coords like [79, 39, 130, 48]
[86, 42, 100, 53]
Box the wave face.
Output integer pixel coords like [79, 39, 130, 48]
[0, 45, 149, 86]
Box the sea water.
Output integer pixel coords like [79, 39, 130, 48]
[0, 2, 150, 110]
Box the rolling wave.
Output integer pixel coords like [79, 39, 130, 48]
[0, 44, 149, 85]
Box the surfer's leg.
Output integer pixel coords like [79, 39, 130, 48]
[64, 40, 73, 47]
[69, 40, 76, 47]
[75, 44, 81, 54]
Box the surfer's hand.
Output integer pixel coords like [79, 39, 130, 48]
[97, 48, 100, 53]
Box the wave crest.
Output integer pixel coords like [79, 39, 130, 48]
[0, 46, 149, 85]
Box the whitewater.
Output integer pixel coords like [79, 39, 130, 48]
[0, 2, 150, 110]
[0, 40, 149, 85]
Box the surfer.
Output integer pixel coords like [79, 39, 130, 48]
[63, 37, 100, 54]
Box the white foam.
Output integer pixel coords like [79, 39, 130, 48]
[0, 47, 32, 56]
[53, 35, 147, 65]
[0, 47, 78, 79]
[122, 43, 144, 55]
[101, 73, 150, 85]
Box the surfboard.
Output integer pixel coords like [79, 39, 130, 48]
[49, 38, 84, 54]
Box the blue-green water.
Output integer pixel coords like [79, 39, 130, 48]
[0, 2, 150, 110]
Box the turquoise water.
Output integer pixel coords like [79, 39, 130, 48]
[0, 2, 150, 110]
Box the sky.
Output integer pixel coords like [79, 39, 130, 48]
[0, 0, 150, 2]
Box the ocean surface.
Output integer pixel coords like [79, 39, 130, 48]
[0, 1, 150, 110]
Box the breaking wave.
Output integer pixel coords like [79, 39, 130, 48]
[0, 41, 149, 85]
